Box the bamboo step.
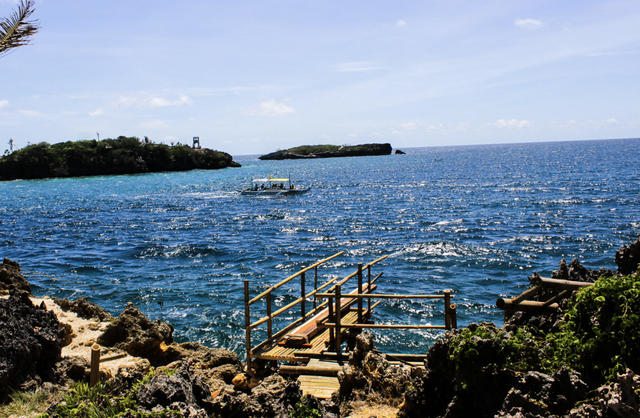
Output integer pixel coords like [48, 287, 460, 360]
[298, 375, 340, 399]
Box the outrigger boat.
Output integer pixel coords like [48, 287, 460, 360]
[240, 176, 310, 196]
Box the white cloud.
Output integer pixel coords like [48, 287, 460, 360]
[397, 20, 406, 26]
[400, 122, 417, 130]
[246, 100, 296, 116]
[332, 62, 382, 72]
[114, 94, 192, 108]
[494, 119, 530, 128]
[0, 99, 8, 109]
[139, 120, 171, 129]
[604, 118, 618, 124]
[18, 109, 42, 117]
[514, 18, 546, 30]
[89, 108, 104, 116]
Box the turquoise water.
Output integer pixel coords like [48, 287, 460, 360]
[1, 138, 639, 356]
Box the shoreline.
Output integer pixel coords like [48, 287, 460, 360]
[1, 238, 640, 417]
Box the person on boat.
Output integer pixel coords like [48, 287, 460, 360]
[290, 183, 295, 190]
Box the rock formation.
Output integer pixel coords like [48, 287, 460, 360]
[0, 290, 68, 400]
[0, 258, 31, 293]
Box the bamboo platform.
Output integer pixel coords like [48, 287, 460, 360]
[293, 359, 342, 400]
[253, 309, 365, 362]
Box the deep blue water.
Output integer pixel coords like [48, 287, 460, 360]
[1, 138, 639, 356]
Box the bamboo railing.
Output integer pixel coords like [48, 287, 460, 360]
[245, 252, 352, 373]
[315, 282, 456, 358]
[244, 252, 458, 373]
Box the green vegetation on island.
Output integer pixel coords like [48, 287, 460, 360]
[259, 143, 392, 160]
[0, 136, 240, 181]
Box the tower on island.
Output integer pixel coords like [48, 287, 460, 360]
[193, 137, 201, 149]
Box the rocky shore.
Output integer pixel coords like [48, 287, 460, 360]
[1, 237, 640, 417]
[258, 143, 393, 160]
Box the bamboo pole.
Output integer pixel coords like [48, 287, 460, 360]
[496, 298, 559, 313]
[99, 352, 127, 363]
[301, 268, 306, 320]
[244, 280, 252, 374]
[267, 292, 272, 343]
[357, 263, 363, 324]
[531, 276, 594, 290]
[335, 285, 342, 358]
[450, 304, 457, 329]
[512, 286, 541, 304]
[314, 266, 318, 309]
[542, 289, 573, 307]
[248, 251, 344, 305]
[328, 293, 335, 348]
[90, 344, 100, 387]
[367, 265, 371, 312]
[444, 290, 451, 330]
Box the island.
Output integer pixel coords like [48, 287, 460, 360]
[0, 136, 241, 181]
[258, 143, 392, 160]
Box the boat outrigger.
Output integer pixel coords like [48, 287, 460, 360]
[240, 176, 310, 196]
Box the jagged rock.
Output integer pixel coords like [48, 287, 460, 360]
[0, 290, 66, 400]
[551, 258, 616, 283]
[241, 374, 305, 417]
[0, 258, 31, 293]
[54, 356, 90, 384]
[136, 360, 212, 414]
[616, 237, 640, 275]
[339, 332, 419, 416]
[568, 369, 640, 417]
[97, 302, 174, 365]
[395, 149, 406, 154]
[53, 296, 113, 321]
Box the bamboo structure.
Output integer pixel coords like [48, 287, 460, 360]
[244, 252, 458, 375]
[496, 275, 594, 319]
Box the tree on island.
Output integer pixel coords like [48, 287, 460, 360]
[0, 0, 39, 58]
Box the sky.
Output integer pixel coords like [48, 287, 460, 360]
[1, 0, 639, 156]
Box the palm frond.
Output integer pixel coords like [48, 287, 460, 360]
[0, 0, 39, 57]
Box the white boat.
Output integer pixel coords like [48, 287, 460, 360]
[239, 177, 310, 196]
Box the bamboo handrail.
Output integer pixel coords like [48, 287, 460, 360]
[335, 255, 388, 287]
[249, 274, 343, 329]
[315, 293, 449, 299]
[321, 323, 447, 330]
[248, 251, 344, 305]
[251, 300, 330, 353]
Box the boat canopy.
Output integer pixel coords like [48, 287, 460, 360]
[251, 177, 291, 183]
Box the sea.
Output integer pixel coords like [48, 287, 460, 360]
[1, 138, 639, 357]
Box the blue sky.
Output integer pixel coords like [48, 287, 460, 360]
[1, 0, 639, 156]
